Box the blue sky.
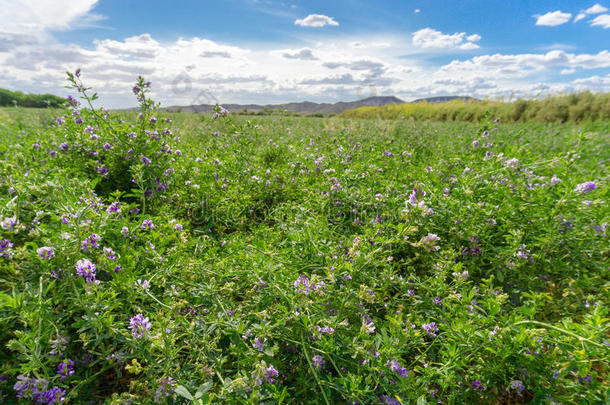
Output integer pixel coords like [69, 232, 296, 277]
[0, 0, 609, 107]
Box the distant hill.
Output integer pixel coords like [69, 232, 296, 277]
[411, 96, 478, 103]
[165, 96, 405, 115]
[164, 95, 483, 115]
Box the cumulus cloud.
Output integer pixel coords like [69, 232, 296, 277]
[412, 28, 481, 50]
[585, 3, 608, 14]
[95, 34, 160, 59]
[591, 14, 610, 27]
[535, 11, 572, 26]
[294, 14, 339, 27]
[279, 48, 318, 60]
[0, 0, 102, 35]
[200, 51, 231, 58]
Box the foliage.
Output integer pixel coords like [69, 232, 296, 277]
[0, 88, 65, 108]
[340, 92, 610, 123]
[0, 72, 608, 404]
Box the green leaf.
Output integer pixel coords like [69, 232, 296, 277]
[175, 385, 194, 401]
[195, 382, 213, 399]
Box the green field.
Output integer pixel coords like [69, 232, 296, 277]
[0, 80, 608, 404]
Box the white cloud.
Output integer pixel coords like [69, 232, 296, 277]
[412, 28, 480, 50]
[591, 14, 610, 27]
[277, 48, 318, 60]
[414, 9, 420, 13]
[95, 34, 160, 59]
[0, 0, 101, 33]
[585, 3, 608, 14]
[294, 14, 339, 27]
[535, 11, 572, 26]
[574, 13, 587, 22]
[560, 68, 576, 74]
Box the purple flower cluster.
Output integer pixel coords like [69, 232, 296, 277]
[106, 201, 121, 215]
[574, 181, 596, 194]
[57, 359, 75, 380]
[422, 322, 439, 337]
[37, 246, 55, 260]
[81, 233, 101, 252]
[293, 274, 325, 295]
[1, 239, 14, 258]
[141, 219, 155, 230]
[407, 187, 426, 208]
[312, 354, 325, 369]
[154, 377, 176, 403]
[472, 380, 486, 393]
[75, 258, 97, 283]
[129, 313, 152, 338]
[386, 359, 410, 378]
[265, 365, 279, 383]
[13, 375, 65, 404]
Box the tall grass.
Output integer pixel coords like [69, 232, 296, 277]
[341, 92, 610, 123]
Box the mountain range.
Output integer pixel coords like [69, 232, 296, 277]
[165, 96, 476, 115]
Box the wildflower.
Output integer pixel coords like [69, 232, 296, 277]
[253, 337, 266, 352]
[75, 259, 97, 283]
[362, 318, 376, 334]
[103, 247, 116, 260]
[488, 326, 499, 340]
[265, 365, 279, 383]
[420, 233, 440, 252]
[81, 233, 101, 251]
[174, 223, 183, 231]
[121, 226, 129, 237]
[550, 176, 561, 185]
[141, 155, 152, 166]
[575, 181, 596, 194]
[141, 219, 155, 230]
[312, 355, 325, 369]
[57, 360, 75, 380]
[472, 380, 486, 393]
[407, 187, 426, 208]
[294, 274, 311, 295]
[106, 201, 121, 215]
[40, 386, 66, 404]
[59, 143, 69, 152]
[516, 244, 530, 260]
[509, 380, 525, 395]
[422, 322, 439, 337]
[1, 216, 18, 231]
[154, 377, 176, 403]
[472, 140, 479, 148]
[386, 360, 410, 378]
[136, 279, 151, 291]
[129, 313, 152, 338]
[37, 246, 55, 260]
[505, 158, 519, 168]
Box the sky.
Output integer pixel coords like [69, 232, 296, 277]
[0, 0, 609, 108]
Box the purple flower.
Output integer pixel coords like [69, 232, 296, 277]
[141, 155, 152, 166]
[174, 223, 183, 231]
[129, 313, 152, 338]
[253, 337, 266, 352]
[57, 359, 75, 380]
[59, 143, 69, 152]
[516, 244, 530, 260]
[472, 380, 486, 393]
[387, 360, 410, 378]
[121, 226, 129, 237]
[265, 365, 279, 384]
[37, 246, 55, 260]
[550, 176, 561, 185]
[141, 219, 155, 230]
[422, 322, 439, 337]
[312, 355, 325, 369]
[106, 201, 121, 215]
[407, 187, 426, 208]
[294, 274, 311, 295]
[103, 247, 116, 260]
[154, 377, 176, 403]
[575, 181, 597, 194]
[509, 380, 525, 395]
[75, 258, 97, 283]
[81, 233, 101, 251]
[40, 386, 66, 404]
